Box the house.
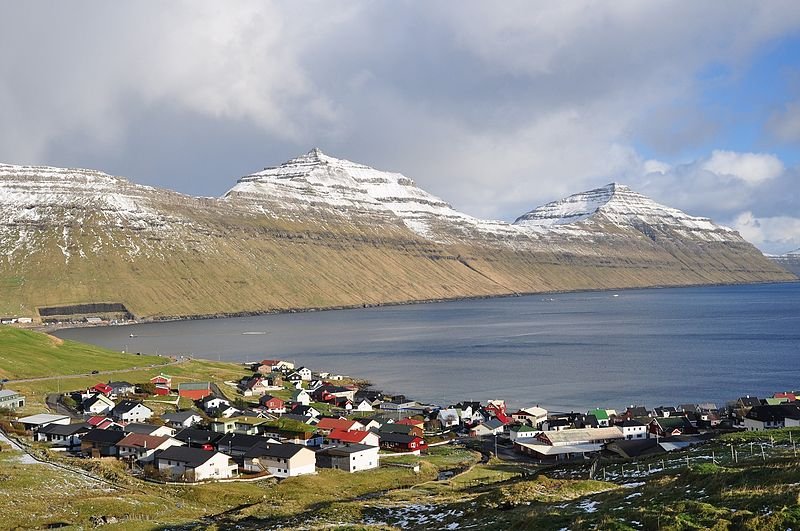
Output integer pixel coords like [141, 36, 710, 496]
[509, 425, 540, 442]
[379, 422, 423, 438]
[437, 408, 461, 428]
[173, 428, 225, 450]
[587, 408, 612, 427]
[92, 383, 113, 396]
[743, 404, 800, 431]
[397, 417, 425, 430]
[87, 416, 119, 430]
[315, 417, 365, 434]
[379, 432, 427, 452]
[81, 429, 127, 457]
[36, 423, 91, 449]
[0, 389, 25, 410]
[150, 374, 172, 388]
[313, 385, 356, 403]
[291, 389, 311, 406]
[511, 406, 548, 428]
[18, 413, 71, 432]
[124, 423, 175, 437]
[240, 376, 278, 397]
[202, 396, 231, 412]
[281, 413, 319, 426]
[116, 433, 183, 463]
[108, 381, 136, 397]
[515, 427, 624, 461]
[178, 382, 212, 400]
[242, 442, 316, 477]
[295, 366, 312, 381]
[289, 404, 320, 418]
[156, 447, 238, 481]
[470, 419, 505, 438]
[648, 416, 697, 437]
[259, 395, 286, 414]
[317, 444, 379, 473]
[328, 429, 380, 447]
[286, 372, 303, 384]
[543, 418, 570, 431]
[653, 406, 678, 418]
[81, 393, 116, 415]
[112, 400, 153, 424]
[162, 410, 204, 429]
[620, 419, 648, 440]
[354, 399, 374, 412]
[214, 433, 271, 457]
[622, 406, 650, 420]
[255, 359, 294, 373]
[210, 416, 271, 435]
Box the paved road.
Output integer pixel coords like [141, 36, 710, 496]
[0, 429, 41, 465]
[5, 357, 189, 384]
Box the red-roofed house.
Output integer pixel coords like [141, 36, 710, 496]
[116, 433, 182, 463]
[87, 416, 121, 430]
[328, 429, 380, 447]
[315, 418, 365, 434]
[775, 392, 797, 402]
[259, 395, 286, 413]
[397, 418, 425, 429]
[92, 383, 113, 396]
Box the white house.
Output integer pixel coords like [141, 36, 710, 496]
[296, 367, 312, 381]
[354, 400, 374, 412]
[470, 419, 505, 438]
[18, 413, 71, 432]
[290, 388, 311, 407]
[162, 411, 204, 429]
[317, 444, 379, 473]
[116, 433, 183, 463]
[156, 447, 238, 481]
[512, 406, 548, 428]
[82, 394, 116, 415]
[112, 400, 153, 424]
[437, 408, 461, 428]
[242, 442, 316, 478]
[620, 420, 648, 440]
[509, 425, 540, 442]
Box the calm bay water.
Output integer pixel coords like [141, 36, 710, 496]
[56, 283, 800, 412]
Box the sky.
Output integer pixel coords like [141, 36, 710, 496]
[1, 2, 800, 254]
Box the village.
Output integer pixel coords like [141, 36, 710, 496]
[1, 357, 799, 484]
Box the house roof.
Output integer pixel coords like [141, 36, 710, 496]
[244, 441, 309, 459]
[517, 406, 548, 418]
[511, 425, 539, 433]
[114, 400, 149, 415]
[621, 419, 646, 427]
[738, 396, 761, 408]
[157, 446, 219, 467]
[746, 404, 800, 422]
[124, 423, 167, 435]
[318, 443, 376, 456]
[280, 414, 317, 425]
[82, 429, 127, 444]
[174, 428, 225, 445]
[39, 423, 90, 436]
[0, 389, 21, 399]
[328, 429, 376, 444]
[217, 433, 267, 452]
[316, 417, 360, 432]
[178, 382, 211, 391]
[480, 419, 505, 430]
[108, 381, 134, 389]
[18, 413, 69, 425]
[117, 433, 170, 449]
[539, 427, 623, 445]
[588, 408, 610, 420]
[163, 410, 202, 423]
[379, 432, 421, 444]
[87, 416, 113, 426]
[378, 423, 414, 434]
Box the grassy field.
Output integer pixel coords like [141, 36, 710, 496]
[0, 325, 169, 380]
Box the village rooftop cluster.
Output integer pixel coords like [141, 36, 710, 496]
[1, 359, 799, 483]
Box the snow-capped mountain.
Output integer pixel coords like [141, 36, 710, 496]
[0, 151, 792, 321]
[767, 247, 800, 276]
[514, 182, 736, 242]
[224, 148, 517, 241]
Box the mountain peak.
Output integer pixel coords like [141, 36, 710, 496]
[513, 182, 732, 238]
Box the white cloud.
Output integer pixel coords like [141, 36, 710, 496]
[701, 150, 784, 185]
[643, 159, 672, 175]
[730, 211, 800, 254]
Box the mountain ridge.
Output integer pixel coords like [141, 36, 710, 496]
[0, 150, 794, 321]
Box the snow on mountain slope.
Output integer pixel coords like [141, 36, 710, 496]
[0, 163, 192, 261]
[224, 148, 519, 241]
[514, 183, 739, 242]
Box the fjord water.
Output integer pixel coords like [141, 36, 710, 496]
[56, 283, 800, 412]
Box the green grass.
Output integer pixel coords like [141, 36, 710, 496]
[0, 325, 168, 380]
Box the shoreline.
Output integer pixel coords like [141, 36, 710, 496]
[35, 278, 798, 334]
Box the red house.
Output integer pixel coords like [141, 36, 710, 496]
[178, 382, 212, 400]
[92, 383, 113, 396]
[259, 395, 286, 413]
[150, 374, 172, 396]
[315, 417, 364, 434]
[379, 432, 427, 452]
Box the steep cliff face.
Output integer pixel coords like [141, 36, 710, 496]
[0, 151, 793, 321]
[769, 249, 800, 276]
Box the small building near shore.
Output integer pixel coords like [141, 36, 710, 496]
[0, 389, 25, 410]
